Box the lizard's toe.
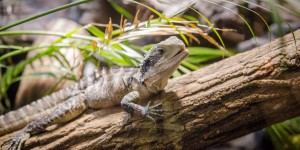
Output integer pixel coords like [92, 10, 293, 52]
[7, 139, 20, 150]
[1, 139, 10, 150]
[149, 103, 162, 109]
[5, 139, 15, 150]
[4, 132, 30, 150]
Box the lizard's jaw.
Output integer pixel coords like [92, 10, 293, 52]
[143, 48, 189, 92]
[150, 47, 189, 78]
[167, 47, 189, 65]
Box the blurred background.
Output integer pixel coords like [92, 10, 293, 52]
[0, 0, 300, 149]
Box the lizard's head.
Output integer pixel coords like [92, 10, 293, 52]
[139, 36, 189, 92]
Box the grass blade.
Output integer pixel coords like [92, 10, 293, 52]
[0, 0, 92, 31]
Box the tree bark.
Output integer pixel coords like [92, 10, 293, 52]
[1, 30, 300, 150]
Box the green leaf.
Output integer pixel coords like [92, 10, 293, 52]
[181, 61, 199, 71]
[172, 70, 181, 77]
[85, 25, 105, 39]
[118, 43, 144, 59]
[0, 47, 31, 62]
[108, 0, 134, 19]
[0, 30, 98, 41]
[0, 0, 93, 31]
[182, 15, 198, 21]
[186, 56, 216, 64]
[99, 50, 129, 66]
[0, 45, 23, 50]
[12, 72, 57, 83]
[188, 47, 232, 56]
[178, 65, 191, 74]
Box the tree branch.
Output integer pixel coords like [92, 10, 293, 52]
[1, 30, 300, 150]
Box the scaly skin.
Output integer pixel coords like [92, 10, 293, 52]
[0, 36, 189, 150]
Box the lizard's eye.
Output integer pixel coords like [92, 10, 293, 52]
[157, 48, 165, 55]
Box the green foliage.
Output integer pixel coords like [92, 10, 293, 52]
[186, 47, 234, 64]
[267, 117, 300, 150]
[0, 0, 93, 31]
[0, 1, 299, 149]
[107, 0, 134, 19]
[0, 1, 231, 113]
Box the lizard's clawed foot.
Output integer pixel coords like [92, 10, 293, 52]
[143, 101, 163, 122]
[2, 132, 30, 150]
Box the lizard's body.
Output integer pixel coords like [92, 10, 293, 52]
[0, 67, 140, 135]
[0, 36, 189, 150]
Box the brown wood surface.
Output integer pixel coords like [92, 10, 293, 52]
[1, 30, 300, 150]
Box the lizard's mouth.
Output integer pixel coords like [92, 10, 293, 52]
[174, 48, 185, 57]
[173, 48, 189, 59]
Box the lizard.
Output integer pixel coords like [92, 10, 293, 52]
[0, 36, 189, 150]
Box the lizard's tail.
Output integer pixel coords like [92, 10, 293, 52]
[0, 87, 73, 136]
[0, 73, 94, 136]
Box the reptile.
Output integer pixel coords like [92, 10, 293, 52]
[0, 36, 189, 150]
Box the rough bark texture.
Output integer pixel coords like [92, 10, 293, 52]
[1, 30, 300, 149]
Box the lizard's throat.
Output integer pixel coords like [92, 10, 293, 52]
[142, 63, 179, 93]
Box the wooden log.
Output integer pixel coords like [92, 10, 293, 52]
[1, 29, 300, 150]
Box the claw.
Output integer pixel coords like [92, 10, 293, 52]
[146, 115, 156, 122]
[150, 109, 163, 113]
[150, 111, 164, 117]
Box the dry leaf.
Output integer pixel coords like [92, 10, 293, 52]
[105, 18, 113, 43]
[133, 9, 140, 30]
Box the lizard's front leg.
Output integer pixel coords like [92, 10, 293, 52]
[3, 94, 87, 150]
[121, 91, 162, 121]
